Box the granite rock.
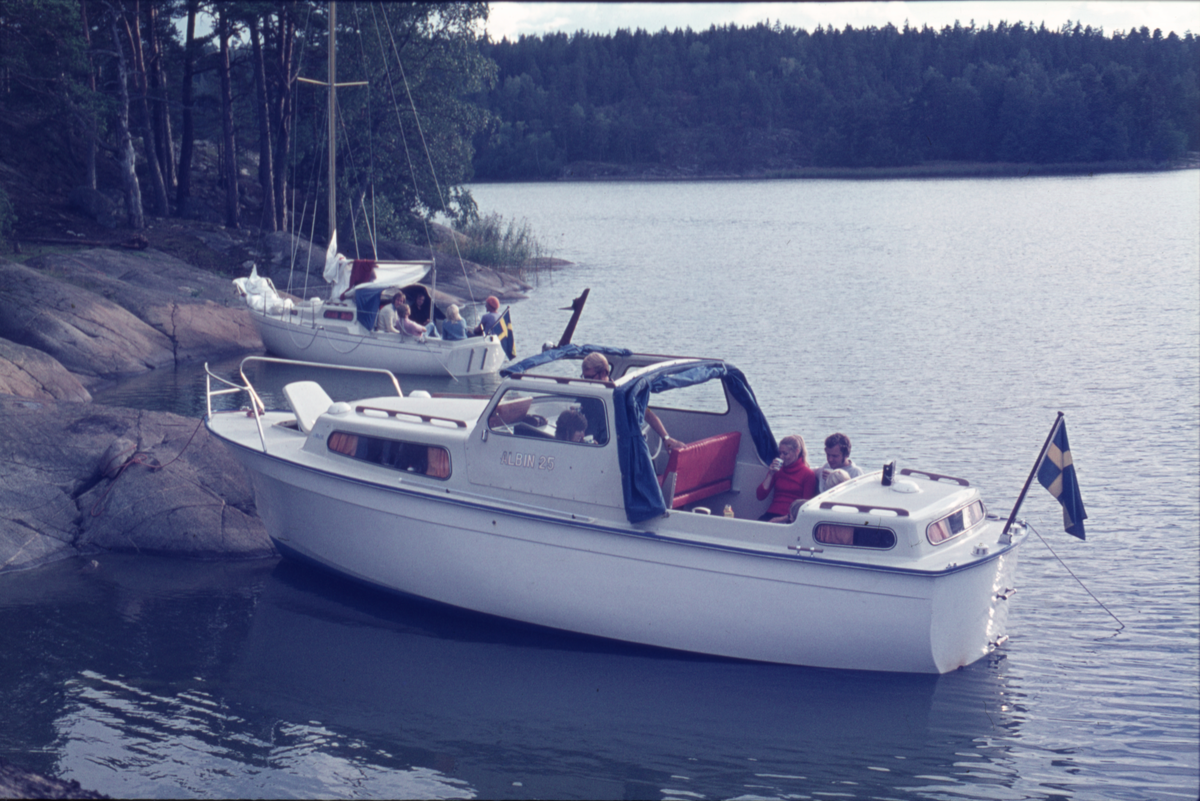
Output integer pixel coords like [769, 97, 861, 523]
[0, 394, 273, 573]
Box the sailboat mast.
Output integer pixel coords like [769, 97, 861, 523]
[327, 1, 337, 243]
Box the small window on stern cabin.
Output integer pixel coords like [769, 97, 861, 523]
[814, 524, 896, 549]
[327, 432, 450, 479]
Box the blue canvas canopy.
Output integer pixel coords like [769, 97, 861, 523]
[504, 344, 777, 523]
[502, 343, 632, 376]
[614, 360, 778, 523]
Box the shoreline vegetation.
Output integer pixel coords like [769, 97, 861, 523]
[454, 211, 555, 272]
[479, 156, 1200, 183]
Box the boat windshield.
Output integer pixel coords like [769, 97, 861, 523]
[488, 389, 608, 446]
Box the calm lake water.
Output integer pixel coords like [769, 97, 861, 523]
[5, 171, 1198, 800]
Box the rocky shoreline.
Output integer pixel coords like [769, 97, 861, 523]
[0, 758, 107, 800]
[0, 229, 535, 578]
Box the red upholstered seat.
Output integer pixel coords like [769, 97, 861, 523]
[658, 431, 742, 509]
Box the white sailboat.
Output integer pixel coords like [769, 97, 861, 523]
[233, 2, 510, 378]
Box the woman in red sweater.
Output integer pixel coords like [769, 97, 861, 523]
[756, 434, 817, 521]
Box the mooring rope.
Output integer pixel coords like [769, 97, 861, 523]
[1028, 521, 1125, 634]
[90, 417, 207, 518]
[283, 317, 320, 350]
[318, 324, 367, 354]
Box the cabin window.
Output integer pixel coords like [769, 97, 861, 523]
[327, 431, 450, 479]
[323, 310, 354, 321]
[927, 501, 986, 544]
[814, 524, 896, 549]
[487, 389, 607, 446]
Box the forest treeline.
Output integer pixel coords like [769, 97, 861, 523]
[472, 20, 1200, 179]
[1, 3, 1197, 242]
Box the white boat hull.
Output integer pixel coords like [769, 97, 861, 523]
[231, 442, 1021, 674]
[254, 308, 505, 377]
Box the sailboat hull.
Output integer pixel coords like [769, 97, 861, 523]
[254, 307, 506, 377]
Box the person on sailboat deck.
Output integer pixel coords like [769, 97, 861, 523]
[376, 294, 401, 333]
[376, 296, 426, 338]
[757, 434, 818, 521]
[814, 432, 865, 492]
[442, 305, 467, 340]
[579, 353, 682, 451]
[404, 289, 429, 322]
[400, 288, 438, 336]
[395, 302, 427, 337]
[471, 296, 503, 336]
[555, 409, 588, 442]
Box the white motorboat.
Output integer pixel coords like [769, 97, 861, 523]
[205, 345, 1030, 674]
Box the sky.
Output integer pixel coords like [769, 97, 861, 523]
[486, 2, 1200, 40]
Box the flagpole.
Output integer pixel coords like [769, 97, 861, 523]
[1002, 411, 1064, 539]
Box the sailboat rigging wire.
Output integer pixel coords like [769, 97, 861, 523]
[286, 139, 321, 296]
[299, 82, 331, 294]
[359, 194, 375, 256]
[351, 1, 380, 258]
[335, 100, 364, 259]
[1028, 521, 1125, 634]
[305, 125, 324, 289]
[370, 3, 478, 307]
[295, 83, 328, 298]
[286, 2, 318, 298]
[292, 193, 311, 294]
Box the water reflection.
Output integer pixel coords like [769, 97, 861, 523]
[232, 559, 1020, 800]
[56, 671, 474, 799]
[0, 555, 1024, 799]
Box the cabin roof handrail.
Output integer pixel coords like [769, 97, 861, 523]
[818, 501, 911, 517]
[899, 468, 970, 486]
[355, 404, 468, 428]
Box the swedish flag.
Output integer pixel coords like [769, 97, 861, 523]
[1037, 419, 1087, 539]
[495, 308, 516, 360]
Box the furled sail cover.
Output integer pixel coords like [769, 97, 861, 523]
[615, 361, 778, 524]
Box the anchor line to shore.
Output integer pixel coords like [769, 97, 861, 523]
[1029, 522, 1125, 634]
[89, 416, 208, 518]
